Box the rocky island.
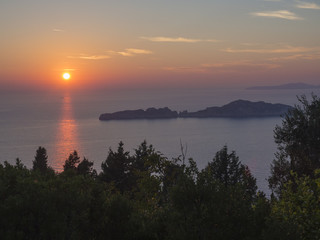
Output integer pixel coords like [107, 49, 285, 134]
[99, 100, 292, 121]
[99, 107, 178, 120]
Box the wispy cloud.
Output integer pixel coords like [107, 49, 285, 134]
[251, 10, 303, 20]
[70, 48, 152, 60]
[117, 48, 153, 57]
[296, 1, 320, 9]
[53, 28, 65, 32]
[141, 36, 219, 43]
[224, 46, 313, 54]
[224, 44, 320, 63]
[76, 54, 110, 60]
[268, 52, 320, 61]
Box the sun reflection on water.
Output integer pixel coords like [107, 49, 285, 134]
[52, 94, 80, 171]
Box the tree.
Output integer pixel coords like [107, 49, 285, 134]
[131, 141, 163, 199]
[100, 141, 132, 192]
[63, 151, 95, 177]
[202, 145, 257, 197]
[167, 146, 259, 240]
[133, 140, 155, 172]
[33, 146, 49, 173]
[63, 150, 80, 171]
[269, 94, 320, 195]
[77, 157, 96, 176]
[0, 157, 108, 239]
[264, 170, 320, 240]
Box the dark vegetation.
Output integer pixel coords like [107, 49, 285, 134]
[1, 95, 320, 239]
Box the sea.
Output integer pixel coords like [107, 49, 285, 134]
[1, 87, 319, 194]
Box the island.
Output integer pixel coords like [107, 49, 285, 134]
[99, 100, 292, 121]
[99, 107, 178, 120]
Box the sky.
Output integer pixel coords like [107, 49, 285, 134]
[1, 0, 320, 91]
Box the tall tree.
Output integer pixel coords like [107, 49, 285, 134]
[77, 157, 96, 176]
[133, 140, 154, 172]
[63, 150, 80, 171]
[32, 146, 49, 173]
[202, 145, 257, 197]
[100, 141, 132, 192]
[167, 146, 259, 240]
[269, 94, 320, 195]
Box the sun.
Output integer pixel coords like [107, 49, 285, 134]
[62, 72, 71, 80]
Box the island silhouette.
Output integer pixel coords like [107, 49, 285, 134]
[99, 99, 292, 121]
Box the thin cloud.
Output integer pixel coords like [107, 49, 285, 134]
[268, 53, 320, 61]
[296, 1, 320, 9]
[53, 28, 65, 32]
[117, 48, 153, 57]
[71, 48, 152, 60]
[251, 10, 303, 20]
[78, 54, 110, 60]
[224, 46, 313, 54]
[141, 36, 219, 43]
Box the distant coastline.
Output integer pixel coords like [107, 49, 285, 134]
[99, 100, 292, 121]
[246, 82, 320, 90]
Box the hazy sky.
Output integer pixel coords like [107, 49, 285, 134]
[1, 0, 319, 91]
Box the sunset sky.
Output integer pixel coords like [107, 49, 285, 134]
[1, 0, 320, 91]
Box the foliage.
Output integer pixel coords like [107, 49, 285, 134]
[77, 157, 96, 177]
[100, 141, 133, 192]
[5, 140, 320, 239]
[63, 150, 81, 171]
[32, 146, 50, 174]
[203, 145, 257, 196]
[269, 94, 320, 195]
[166, 146, 264, 240]
[133, 140, 155, 172]
[63, 151, 96, 177]
[264, 170, 320, 239]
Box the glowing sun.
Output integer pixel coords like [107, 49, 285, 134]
[62, 72, 71, 80]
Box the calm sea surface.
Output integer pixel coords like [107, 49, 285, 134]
[1, 88, 319, 194]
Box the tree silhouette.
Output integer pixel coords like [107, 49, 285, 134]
[63, 151, 80, 171]
[32, 146, 48, 173]
[100, 141, 132, 192]
[77, 157, 96, 176]
[202, 145, 257, 196]
[133, 140, 153, 172]
[269, 94, 320, 195]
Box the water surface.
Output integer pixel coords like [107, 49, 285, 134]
[1, 88, 319, 193]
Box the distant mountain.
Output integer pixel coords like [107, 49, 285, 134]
[179, 100, 291, 118]
[246, 82, 320, 90]
[99, 100, 292, 121]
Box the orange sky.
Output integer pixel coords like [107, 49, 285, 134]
[1, 0, 320, 92]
